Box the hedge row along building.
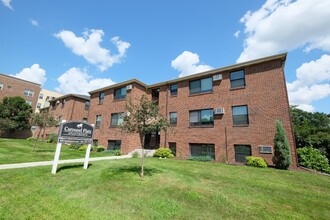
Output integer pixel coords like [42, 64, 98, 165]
[39, 53, 297, 167]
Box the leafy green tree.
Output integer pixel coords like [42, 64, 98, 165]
[120, 95, 170, 177]
[291, 106, 330, 161]
[0, 96, 32, 132]
[273, 120, 292, 169]
[31, 111, 57, 151]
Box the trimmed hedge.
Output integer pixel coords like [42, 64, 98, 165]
[246, 156, 268, 168]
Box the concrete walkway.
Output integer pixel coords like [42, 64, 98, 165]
[0, 155, 131, 170]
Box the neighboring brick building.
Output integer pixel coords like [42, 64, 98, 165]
[37, 94, 90, 139]
[0, 73, 41, 111]
[87, 53, 297, 167]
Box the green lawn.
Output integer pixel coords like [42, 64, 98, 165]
[0, 158, 329, 219]
[0, 138, 109, 164]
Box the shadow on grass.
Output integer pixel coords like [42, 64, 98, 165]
[35, 149, 54, 153]
[102, 165, 162, 179]
[57, 164, 92, 172]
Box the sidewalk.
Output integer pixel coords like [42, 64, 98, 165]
[0, 155, 131, 170]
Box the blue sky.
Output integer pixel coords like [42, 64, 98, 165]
[1, 0, 329, 113]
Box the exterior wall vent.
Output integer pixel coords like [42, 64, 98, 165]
[213, 74, 222, 81]
[214, 108, 224, 115]
[126, 84, 133, 90]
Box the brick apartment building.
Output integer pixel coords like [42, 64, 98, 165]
[38, 94, 90, 139]
[0, 73, 41, 112]
[86, 53, 297, 166]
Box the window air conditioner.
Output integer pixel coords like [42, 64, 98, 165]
[259, 146, 273, 154]
[213, 74, 222, 81]
[126, 84, 133, 90]
[214, 108, 224, 114]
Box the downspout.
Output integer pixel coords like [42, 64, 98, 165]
[225, 126, 228, 163]
[164, 83, 169, 147]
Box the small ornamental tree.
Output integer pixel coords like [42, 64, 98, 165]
[120, 95, 170, 177]
[31, 111, 57, 151]
[273, 120, 292, 169]
[0, 96, 32, 132]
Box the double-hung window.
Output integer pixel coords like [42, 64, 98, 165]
[190, 144, 215, 160]
[230, 70, 245, 88]
[85, 101, 90, 110]
[169, 112, 177, 125]
[110, 113, 123, 127]
[24, 89, 34, 97]
[99, 92, 105, 104]
[232, 105, 249, 125]
[189, 109, 214, 126]
[170, 84, 178, 96]
[95, 115, 102, 128]
[189, 77, 213, 95]
[114, 87, 126, 100]
[108, 140, 121, 151]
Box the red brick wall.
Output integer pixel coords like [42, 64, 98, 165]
[88, 82, 147, 153]
[0, 74, 41, 111]
[157, 59, 296, 167]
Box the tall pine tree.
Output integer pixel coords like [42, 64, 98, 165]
[273, 120, 292, 169]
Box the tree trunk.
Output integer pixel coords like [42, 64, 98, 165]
[32, 126, 43, 152]
[139, 133, 145, 177]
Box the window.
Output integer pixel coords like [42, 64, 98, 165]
[24, 89, 34, 97]
[110, 113, 123, 127]
[0, 83, 3, 90]
[189, 77, 212, 95]
[232, 105, 249, 125]
[108, 140, 121, 151]
[39, 93, 44, 99]
[37, 103, 41, 109]
[230, 70, 245, 88]
[85, 101, 90, 110]
[95, 115, 102, 128]
[190, 144, 215, 159]
[189, 109, 214, 126]
[234, 145, 251, 163]
[169, 142, 176, 156]
[25, 100, 32, 105]
[170, 84, 178, 96]
[82, 118, 88, 123]
[169, 112, 177, 125]
[99, 92, 105, 104]
[114, 87, 126, 100]
[51, 102, 56, 110]
[61, 99, 65, 108]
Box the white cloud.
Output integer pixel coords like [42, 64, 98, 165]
[29, 19, 39, 27]
[171, 51, 213, 77]
[56, 67, 115, 95]
[55, 29, 130, 71]
[2, 0, 13, 10]
[12, 64, 47, 85]
[237, 0, 330, 62]
[287, 54, 330, 112]
[234, 30, 240, 38]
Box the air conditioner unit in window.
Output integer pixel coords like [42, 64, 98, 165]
[214, 107, 224, 114]
[259, 145, 273, 154]
[126, 84, 133, 90]
[213, 74, 222, 81]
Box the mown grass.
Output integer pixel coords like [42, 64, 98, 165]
[0, 158, 329, 219]
[0, 138, 109, 164]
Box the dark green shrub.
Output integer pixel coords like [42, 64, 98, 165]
[189, 156, 214, 162]
[153, 148, 174, 158]
[273, 120, 292, 169]
[297, 147, 330, 174]
[79, 145, 88, 151]
[246, 156, 268, 168]
[46, 133, 57, 143]
[96, 146, 105, 152]
[69, 143, 82, 150]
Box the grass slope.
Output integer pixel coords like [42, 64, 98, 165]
[0, 138, 107, 164]
[1, 158, 329, 219]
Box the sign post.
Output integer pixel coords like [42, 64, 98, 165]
[52, 121, 94, 174]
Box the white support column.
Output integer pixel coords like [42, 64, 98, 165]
[83, 143, 92, 169]
[51, 142, 62, 174]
